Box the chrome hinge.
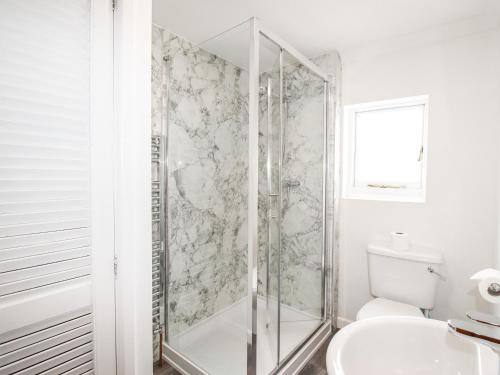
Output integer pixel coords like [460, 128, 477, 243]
[113, 255, 118, 277]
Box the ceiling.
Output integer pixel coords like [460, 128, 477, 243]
[153, 0, 500, 56]
[153, 0, 500, 58]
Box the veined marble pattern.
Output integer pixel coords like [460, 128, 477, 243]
[152, 26, 164, 137]
[280, 64, 325, 314]
[313, 52, 342, 324]
[155, 27, 249, 338]
[256, 64, 326, 316]
[257, 71, 281, 305]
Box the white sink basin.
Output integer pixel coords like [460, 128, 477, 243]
[326, 317, 499, 375]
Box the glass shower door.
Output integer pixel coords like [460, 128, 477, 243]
[258, 40, 327, 369]
[257, 33, 281, 375]
[277, 51, 326, 364]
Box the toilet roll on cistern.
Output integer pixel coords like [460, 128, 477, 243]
[471, 268, 500, 304]
[391, 231, 410, 251]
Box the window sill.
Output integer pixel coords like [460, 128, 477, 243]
[342, 189, 426, 203]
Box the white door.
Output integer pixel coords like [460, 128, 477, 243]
[0, 1, 116, 374]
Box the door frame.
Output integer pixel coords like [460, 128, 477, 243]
[90, 0, 117, 373]
[112, 0, 153, 374]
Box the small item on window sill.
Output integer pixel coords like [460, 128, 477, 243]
[367, 184, 406, 189]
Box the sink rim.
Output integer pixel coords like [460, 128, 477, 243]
[326, 316, 499, 375]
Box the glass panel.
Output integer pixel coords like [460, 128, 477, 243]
[158, 21, 249, 374]
[279, 50, 325, 362]
[257, 33, 282, 375]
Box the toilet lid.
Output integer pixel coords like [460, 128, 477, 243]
[357, 298, 424, 320]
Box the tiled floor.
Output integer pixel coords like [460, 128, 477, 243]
[296, 334, 333, 375]
[153, 362, 179, 375]
[153, 332, 334, 375]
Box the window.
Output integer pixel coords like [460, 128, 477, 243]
[343, 96, 428, 202]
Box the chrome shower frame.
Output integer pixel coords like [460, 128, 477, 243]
[161, 17, 336, 375]
[248, 18, 333, 374]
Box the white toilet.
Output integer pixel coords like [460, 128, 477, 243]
[357, 240, 443, 320]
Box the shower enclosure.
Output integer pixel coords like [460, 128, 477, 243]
[151, 17, 334, 374]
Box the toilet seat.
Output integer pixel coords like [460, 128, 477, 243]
[357, 298, 424, 320]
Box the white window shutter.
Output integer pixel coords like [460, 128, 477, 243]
[0, 1, 95, 372]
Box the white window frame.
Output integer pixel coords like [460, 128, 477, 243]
[342, 95, 429, 203]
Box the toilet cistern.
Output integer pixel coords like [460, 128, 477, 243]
[357, 240, 443, 320]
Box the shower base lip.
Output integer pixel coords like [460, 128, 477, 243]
[162, 297, 331, 374]
[276, 320, 332, 375]
[163, 344, 206, 375]
[162, 320, 332, 375]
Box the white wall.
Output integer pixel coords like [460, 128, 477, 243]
[338, 28, 500, 324]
